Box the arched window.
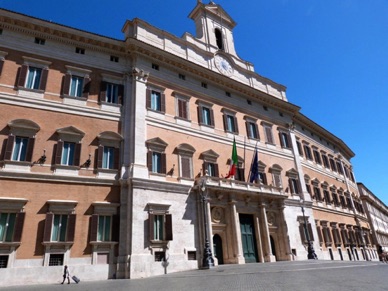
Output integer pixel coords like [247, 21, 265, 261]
[215, 28, 224, 50]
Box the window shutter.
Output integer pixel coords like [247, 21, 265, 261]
[112, 215, 120, 242]
[90, 214, 99, 241]
[99, 81, 107, 103]
[296, 141, 303, 156]
[147, 151, 152, 172]
[39, 68, 48, 91]
[146, 89, 151, 109]
[333, 229, 341, 245]
[265, 127, 273, 144]
[234, 116, 239, 134]
[118, 85, 124, 105]
[17, 64, 28, 87]
[0, 59, 4, 76]
[307, 223, 314, 242]
[279, 132, 284, 147]
[114, 147, 120, 169]
[43, 213, 53, 242]
[82, 77, 91, 99]
[288, 178, 293, 194]
[13, 212, 25, 242]
[209, 108, 215, 127]
[223, 114, 227, 132]
[214, 163, 219, 177]
[299, 224, 307, 243]
[260, 173, 268, 185]
[245, 122, 251, 138]
[160, 93, 166, 113]
[66, 214, 76, 242]
[197, 106, 203, 124]
[62, 73, 71, 95]
[97, 145, 103, 168]
[316, 226, 323, 244]
[73, 143, 82, 166]
[341, 229, 349, 244]
[55, 141, 64, 165]
[237, 168, 245, 182]
[181, 156, 191, 178]
[149, 214, 155, 241]
[286, 133, 291, 148]
[165, 214, 173, 241]
[202, 162, 208, 176]
[161, 153, 167, 174]
[25, 137, 35, 162]
[4, 134, 15, 160]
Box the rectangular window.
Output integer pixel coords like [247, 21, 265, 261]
[225, 114, 237, 133]
[202, 107, 212, 126]
[69, 76, 83, 97]
[151, 90, 161, 111]
[177, 98, 188, 119]
[0, 255, 8, 268]
[201, 82, 207, 88]
[313, 187, 322, 201]
[25, 67, 42, 90]
[48, 254, 64, 266]
[303, 145, 313, 160]
[329, 158, 337, 172]
[34, 37, 45, 45]
[272, 173, 282, 188]
[51, 214, 68, 242]
[279, 132, 291, 148]
[322, 154, 330, 168]
[61, 142, 75, 166]
[152, 63, 159, 70]
[106, 83, 119, 104]
[102, 147, 115, 169]
[313, 150, 322, 165]
[75, 47, 85, 54]
[149, 213, 172, 242]
[289, 178, 300, 194]
[207, 163, 216, 177]
[296, 141, 303, 156]
[323, 190, 331, 204]
[336, 161, 343, 174]
[0, 213, 16, 242]
[153, 215, 164, 241]
[12, 137, 29, 161]
[258, 172, 267, 185]
[246, 121, 259, 139]
[152, 152, 162, 173]
[155, 251, 165, 262]
[110, 56, 119, 62]
[97, 216, 111, 242]
[178, 73, 185, 80]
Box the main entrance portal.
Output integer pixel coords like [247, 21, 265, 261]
[239, 214, 258, 263]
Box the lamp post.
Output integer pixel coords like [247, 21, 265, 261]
[300, 198, 317, 260]
[200, 177, 215, 269]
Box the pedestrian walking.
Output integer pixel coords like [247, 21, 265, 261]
[61, 265, 70, 284]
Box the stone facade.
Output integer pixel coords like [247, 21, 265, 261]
[0, 2, 379, 286]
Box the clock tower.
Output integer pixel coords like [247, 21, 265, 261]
[188, 1, 238, 57]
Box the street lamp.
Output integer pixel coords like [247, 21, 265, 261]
[200, 177, 215, 269]
[300, 198, 317, 260]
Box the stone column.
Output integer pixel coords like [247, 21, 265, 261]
[254, 213, 264, 263]
[259, 202, 275, 262]
[278, 205, 292, 261]
[229, 199, 244, 264]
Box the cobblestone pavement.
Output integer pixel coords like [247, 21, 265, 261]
[2, 260, 387, 291]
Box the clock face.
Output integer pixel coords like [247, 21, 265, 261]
[214, 55, 233, 76]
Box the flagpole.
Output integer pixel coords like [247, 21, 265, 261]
[247, 141, 259, 183]
[243, 136, 246, 176]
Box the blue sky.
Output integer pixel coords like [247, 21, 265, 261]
[1, 0, 388, 205]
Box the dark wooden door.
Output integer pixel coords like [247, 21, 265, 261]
[239, 214, 258, 263]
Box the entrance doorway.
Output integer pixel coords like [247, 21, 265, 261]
[270, 235, 277, 259]
[213, 234, 224, 265]
[239, 214, 258, 263]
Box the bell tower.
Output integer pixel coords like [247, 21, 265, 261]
[189, 1, 238, 57]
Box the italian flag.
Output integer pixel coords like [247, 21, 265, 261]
[225, 138, 238, 179]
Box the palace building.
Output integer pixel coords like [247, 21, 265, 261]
[0, 2, 378, 286]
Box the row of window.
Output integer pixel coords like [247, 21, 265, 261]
[2, 121, 121, 170]
[296, 139, 355, 181]
[0, 60, 124, 105]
